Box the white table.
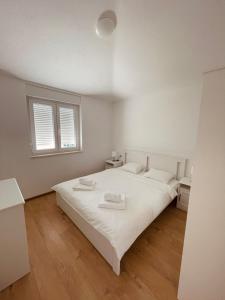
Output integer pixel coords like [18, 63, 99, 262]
[105, 159, 123, 169]
[177, 177, 192, 211]
[0, 178, 30, 291]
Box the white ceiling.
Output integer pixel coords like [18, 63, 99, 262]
[0, 0, 225, 100]
[113, 0, 225, 98]
[0, 0, 115, 98]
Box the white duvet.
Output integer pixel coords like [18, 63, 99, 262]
[52, 168, 178, 260]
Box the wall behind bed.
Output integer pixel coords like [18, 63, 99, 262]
[112, 83, 202, 163]
[0, 72, 113, 199]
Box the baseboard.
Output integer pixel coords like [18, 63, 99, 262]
[25, 191, 54, 201]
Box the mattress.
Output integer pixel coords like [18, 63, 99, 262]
[52, 168, 178, 260]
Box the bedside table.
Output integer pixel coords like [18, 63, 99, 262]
[177, 177, 191, 212]
[105, 160, 123, 169]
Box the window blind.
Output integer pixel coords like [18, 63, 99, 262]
[28, 96, 82, 156]
[33, 103, 56, 150]
[59, 106, 76, 149]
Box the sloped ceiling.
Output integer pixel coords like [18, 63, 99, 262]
[0, 0, 115, 98]
[113, 0, 225, 98]
[0, 0, 224, 100]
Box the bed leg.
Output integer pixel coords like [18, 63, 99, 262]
[112, 259, 120, 276]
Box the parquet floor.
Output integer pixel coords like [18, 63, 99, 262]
[0, 193, 186, 300]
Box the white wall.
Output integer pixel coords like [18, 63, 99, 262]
[113, 83, 202, 160]
[178, 68, 225, 300]
[111, 0, 224, 162]
[0, 72, 113, 199]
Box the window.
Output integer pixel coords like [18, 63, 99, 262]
[28, 97, 82, 156]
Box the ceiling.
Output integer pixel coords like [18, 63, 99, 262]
[113, 0, 225, 98]
[0, 0, 224, 100]
[0, 0, 115, 98]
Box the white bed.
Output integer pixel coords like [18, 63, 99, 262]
[52, 152, 186, 275]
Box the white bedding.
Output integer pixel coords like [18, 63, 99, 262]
[52, 168, 178, 260]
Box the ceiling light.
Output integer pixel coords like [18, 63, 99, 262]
[96, 10, 117, 39]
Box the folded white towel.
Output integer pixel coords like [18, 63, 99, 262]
[79, 177, 96, 186]
[73, 183, 95, 191]
[98, 194, 126, 210]
[104, 192, 122, 203]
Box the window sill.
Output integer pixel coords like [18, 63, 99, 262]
[31, 149, 83, 158]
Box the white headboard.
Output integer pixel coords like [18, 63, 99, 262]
[149, 153, 186, 179]
[122, 148, 187, 179]
[123, 149, 149, 169]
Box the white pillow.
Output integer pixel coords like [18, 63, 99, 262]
[144, 168, 175, 184]
[121, 162, 144, 174]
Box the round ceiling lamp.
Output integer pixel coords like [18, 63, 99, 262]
[96, 10, 117, 38]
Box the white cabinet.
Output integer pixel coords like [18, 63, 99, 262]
[105, 160, 123, 169]
[0, 178, 30, 291]
[177, 177, 191, 211]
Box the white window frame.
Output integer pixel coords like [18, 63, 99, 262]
[27, 96, 82, 157]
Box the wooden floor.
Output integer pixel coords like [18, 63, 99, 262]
[0, 193, 187, 300]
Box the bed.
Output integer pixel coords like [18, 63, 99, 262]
[52, 151, 186, 275]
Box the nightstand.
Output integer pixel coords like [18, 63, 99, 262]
[177, 177, 191, 211]
[105, 160, 123, 169]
